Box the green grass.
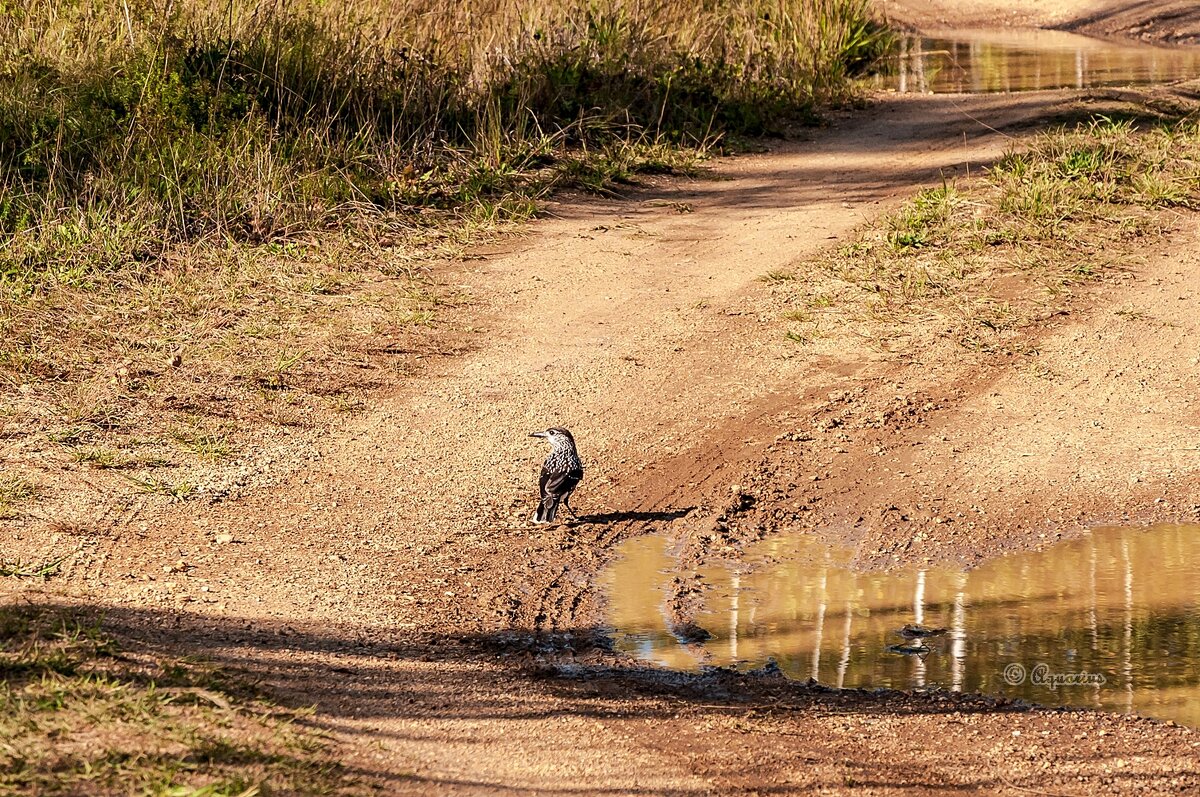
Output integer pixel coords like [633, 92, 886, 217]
[123, 475, 197, 502]
[0, 604, 352, 795]
[780, 115, 1200, 350]
[0, 555, 64, 579]
[72, 446, 125, 469]
[172, 428, 232, 462]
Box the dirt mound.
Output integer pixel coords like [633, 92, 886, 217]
[1061, 1, 1200, 45]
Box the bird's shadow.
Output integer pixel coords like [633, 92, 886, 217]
[570, 507, 695, 525]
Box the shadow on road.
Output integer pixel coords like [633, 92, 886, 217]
[571, 507, 694, 525]
[6, 599, 1195, 794]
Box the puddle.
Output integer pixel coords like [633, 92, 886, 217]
[602, 524, 1200, 725]
[869, 29, 1200, 93]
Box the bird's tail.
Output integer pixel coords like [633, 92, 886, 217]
[536, 496, 560, 523]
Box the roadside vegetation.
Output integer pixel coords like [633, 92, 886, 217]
[0, 0, 891, 515]
[776, 111, 1200, 351]
[0, 603, 351, 795]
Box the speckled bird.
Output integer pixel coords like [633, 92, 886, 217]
[529, 427, 584, 524]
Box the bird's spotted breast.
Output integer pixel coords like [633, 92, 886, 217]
[545, 448, 582, 474]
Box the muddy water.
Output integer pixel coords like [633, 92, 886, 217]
[603, 524, 1200, 725]
[871, 29, 1200, 93]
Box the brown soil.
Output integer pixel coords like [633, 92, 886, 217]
[1062, 1, 1200, 45]
[6, 3, 1200, 794]
[883, 0, 1200, 44]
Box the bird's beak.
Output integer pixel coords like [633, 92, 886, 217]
[529, 431, 547, 438]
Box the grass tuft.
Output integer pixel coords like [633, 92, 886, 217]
[123, 475, 197, 502]
[72, 447, 125, 469]
[760, 269, 798, 284]
[0, 476, 40, 519]
[0, 555, 65, 579]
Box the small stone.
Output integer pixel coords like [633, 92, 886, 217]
[215, 533, 234, 544]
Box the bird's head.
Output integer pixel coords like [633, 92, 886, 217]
[529, 427, 577, 450]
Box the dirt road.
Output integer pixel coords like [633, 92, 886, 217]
[8, 1, 1200, 794]
[884, 0, 1200, 43]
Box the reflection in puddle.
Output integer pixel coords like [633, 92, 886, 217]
[602, 525, 1200, 725]
[870, 29, 1200, 93]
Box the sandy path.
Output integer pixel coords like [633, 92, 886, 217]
[9, 2, 1200, 792]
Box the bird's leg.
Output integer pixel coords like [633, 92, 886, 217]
[563, 495, 580, 520]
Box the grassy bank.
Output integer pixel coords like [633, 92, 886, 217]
[0, 0, 890, 518]
[1, 0, 890, 307]
[774, 112, 1200, 351]
[0, 602, 350, 795]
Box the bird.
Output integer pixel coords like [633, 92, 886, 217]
[895, 624, 947, 640]
[887, 643, 932, 659]
[528, 427, 584, 524]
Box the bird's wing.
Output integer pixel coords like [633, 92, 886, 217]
[541, 466, 580, 498]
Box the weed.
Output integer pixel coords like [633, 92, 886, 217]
[397, 309, 436, 326]
[72, 447, 124, 469]
[0, 555, 65, 579]
[172, 429, 231, 461]
[328, 396, 366, 414]
[123, 475, 196, 502]
[761, 270, 798, 284]
[1115, 308, 1148, 320]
